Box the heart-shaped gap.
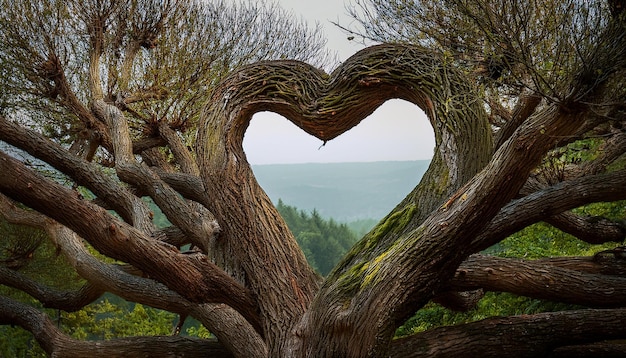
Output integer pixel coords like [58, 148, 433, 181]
[243, 99, 434, 274]
[244, 99, 434, 165]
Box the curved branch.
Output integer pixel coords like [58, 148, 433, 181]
[470, 169, 626, 252]
[153, 170, 206, 203]
[0, 115, 153, 231]
[450, 254, 626, 307]
[0, 266, 102, 311]
[159, 122, 200, 176]
[0, 295, 234, 358]
[96, 99, 218, 252]
[197, 43, 494, 354]
[50, 225, 267, 358]
[494, 93, 542, 150]
[0, 152, 260, 331]
[2, 191, 265, 357]
[545, 211, 626, 244]
[391, 308, 626, 358]
[295, 66, 587, 355]
[0, 193, 49, 228]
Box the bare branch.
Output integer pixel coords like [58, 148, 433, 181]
[391, 308, 626, 358]
[450, 254, 626, 307]
[494, 94, 543, 149]
[158, 121, 199, 175]
[552, 342, 626, 358]
[0, 295, 235, 358]
[95, 99, 218, 252]
[545, 211, 626, 244]
[471, 169, 626, 252]
[0, 266, 101, 311]
[0, 152, 260, 329]
[0, 115, 153, 231]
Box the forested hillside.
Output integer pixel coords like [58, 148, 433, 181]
[275, 200, 358, 276]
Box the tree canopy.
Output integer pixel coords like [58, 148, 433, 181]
[1, 0, 626, 357]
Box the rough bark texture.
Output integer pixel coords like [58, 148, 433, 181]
[390, 308, 626, 358]
[197, 43, 493, 356]
[1, 30, 625, 357]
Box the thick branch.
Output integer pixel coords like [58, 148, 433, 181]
[159, 122, 200, 176]
[0, 152, 260, 330]
[391, 308, 626, 358]
[3, 190, 265, 357]
[551, 342, 626, 358]
[96, 99, 218, 252]
[470, 169, 626, 251]
[153, 170, 206, 203]
[0, 193, 49, 228]
[450, 254, 626, 307]
[0, 266, 102, 311]
[545, 211, 626, 244]
[0, 295, 234, 358]
[535, 254, 626, 276]
[0, 115, 153, 231]
[494, 94, 542, 150]
[50, 225, 267, 357]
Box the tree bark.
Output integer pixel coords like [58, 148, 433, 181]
[390, 308, 626, 358]
[197, 43, 494, 356]
[0, 152, 261, 332]
[0, 295, 234, 358]
[450, 254, 626, 307]
[2, 37, 625, 356]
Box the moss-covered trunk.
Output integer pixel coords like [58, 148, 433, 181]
[197, 44, 494, 356]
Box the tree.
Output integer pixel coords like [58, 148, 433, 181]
[1, 0, 626, 357]
[275, 200, 358, 276]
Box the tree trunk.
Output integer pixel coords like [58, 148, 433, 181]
[197, 44, 494, 356]
[2, 38, 624, 357]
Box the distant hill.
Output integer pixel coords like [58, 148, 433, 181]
[252, 160, 430, 222]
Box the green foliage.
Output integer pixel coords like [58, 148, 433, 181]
[397, 199, 625, 338]
[396, 292, 578, 337]
[276, 199, 359, 276]
[0, 327, 47, 357]
[491, 201, 625, 259]
[185, 324, 212, 339]
[61, 298, 177, 340]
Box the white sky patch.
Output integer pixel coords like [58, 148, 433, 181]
[244, 99, 434, 164]
[242, 0, 436, 164]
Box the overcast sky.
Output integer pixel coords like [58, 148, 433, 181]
[242, 0, 435, 164]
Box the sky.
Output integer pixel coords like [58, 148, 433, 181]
[242, 0, 435, 165]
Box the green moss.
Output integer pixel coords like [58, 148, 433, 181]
[360, 249, 391, 288]
[432, 165, 450, 196]
[369, 204, 417, 241]
[329, 204, 421, 299]
[335, 261, 370, 295]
